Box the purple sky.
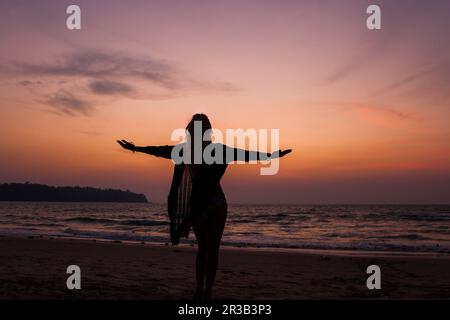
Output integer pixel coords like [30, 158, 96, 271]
[0, 0, 450, 203]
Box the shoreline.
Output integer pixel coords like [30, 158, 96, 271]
[1, 235, 450, 299]
[26, 235, 450, 258]
[2, 229, 449, 256]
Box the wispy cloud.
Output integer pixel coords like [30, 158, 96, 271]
[315, 100, 414, 129]
[45, 90, 93, 117]
[8, 49, 237, 116]
[352, 105, 412, 128]
[79, 130, 102, 137]
[88, 80, 133, 95]
[14, 50, 180, 89]
[373, 59, 450, 105]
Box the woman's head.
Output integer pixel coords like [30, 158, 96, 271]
[186, 113, 212, 141]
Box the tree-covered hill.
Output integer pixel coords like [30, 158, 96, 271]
[0, 183, 148, 203]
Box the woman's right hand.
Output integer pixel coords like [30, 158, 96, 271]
[271, 149, 292, 158]
[117, 139, 137, 152]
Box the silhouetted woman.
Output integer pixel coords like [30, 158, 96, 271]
[117, 113, 291, 299]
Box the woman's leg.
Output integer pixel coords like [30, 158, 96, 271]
[204, 202, 227, 299]
[193, 223, 207, 299]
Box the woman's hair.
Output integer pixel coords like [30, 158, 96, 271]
[186, 113, 212, 141]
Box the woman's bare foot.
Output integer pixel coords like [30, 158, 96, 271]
[193, 285, 203, 300]
[203, 288, 212, 300]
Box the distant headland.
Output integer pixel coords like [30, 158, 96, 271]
[0, 183, 148, 203]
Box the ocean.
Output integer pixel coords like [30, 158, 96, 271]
[0, 202, 449, 253]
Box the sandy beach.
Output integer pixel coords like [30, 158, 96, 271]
[1, 236, 449, 300]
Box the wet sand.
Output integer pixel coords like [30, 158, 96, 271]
[1, 236, 449, 299]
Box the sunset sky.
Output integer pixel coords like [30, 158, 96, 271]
[1, 0, 450, 204]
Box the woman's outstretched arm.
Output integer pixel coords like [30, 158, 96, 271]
[269, 149, 292, 159]
[224, 145, 292, 163]
[117, 140, 174, 159]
